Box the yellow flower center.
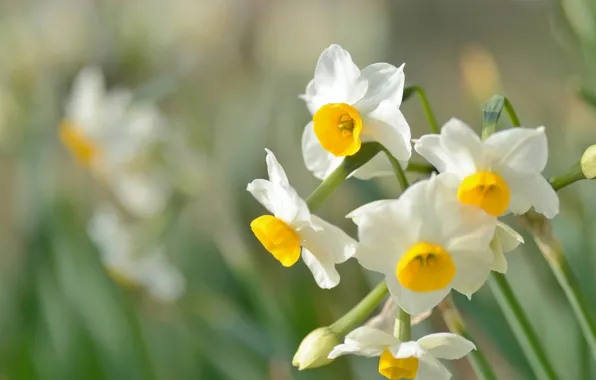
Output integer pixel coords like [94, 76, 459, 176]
[397, 242, 456, 292]
[313, 103, 363, 157]
[378, 350, 419, 380]
[457, 171, 510, 216]
[250, 215, 301, 267]
[59, 120, 99, 167]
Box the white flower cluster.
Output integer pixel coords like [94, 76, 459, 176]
[247, 45, 560, 379]
[60, 67, 186, 302]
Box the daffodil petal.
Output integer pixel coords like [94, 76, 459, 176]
[485, 126, 548, 172]
[247, 152, 311, 226]
[417, 333, 476, 360]
[312, 44, 367, 105]
[417, 352, 452, 380]
[301, 121, 344, 180]
[363, 100, 412, 162]
[415, 118, 482, 176]
[348, 199, 413, 272]
[451, 253, 492, 299]
[264, 148, 290, 186]
[303, 215, 357, 263]
[345, 326, 399, 349]
[386, 275, 451, 316]
[355, 63, 405, 113]
[495, 221, 524, 252]
[301, 247, 340, 289]
[490, 235, 508, 273]
[392, 341, 424, 359]
[505, 172, 560, 219]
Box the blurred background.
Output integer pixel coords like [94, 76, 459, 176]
[1, 0, 596, 379]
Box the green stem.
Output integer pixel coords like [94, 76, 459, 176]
[518, 210, 596, 364]
[550, 163, 586, 191]
[406, 162, 435, 174]
[503, 97, 521, 127]
[407, 86, 440, 134]
[306, 142, 382, 211]
[488, 274, 558, 380]
[329, 282, 388, 336]
[394, 308, 411, 342]
[382, 148, 409, 191]
[439, 297, 497, 380]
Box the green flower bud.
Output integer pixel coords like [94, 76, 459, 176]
[581, 145, 596, 179]
[292, 327, 340, 370]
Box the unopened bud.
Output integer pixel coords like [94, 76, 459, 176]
[292, 327, 340, 370]
[581, 145, 596, 179]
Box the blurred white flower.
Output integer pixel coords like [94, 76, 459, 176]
[414, 118, 559, 218]
[329, 326, 475, 380]
[88, 204, 185, 302]
[60, 67, 171, 218]
[348, 175, 496, 315]
[247, 149, 356, 289]
[301, 44, 411, 180]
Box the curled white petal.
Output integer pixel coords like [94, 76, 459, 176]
[329, 326, 398, 359]
[264, 148, 289, 186]
[490, 222, 524, 273]
[301, 247, 340, 289]
[300, 215, 356, 288]
[417, 333, 476, 360]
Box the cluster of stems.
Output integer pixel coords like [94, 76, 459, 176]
[303, 89, 595, 379]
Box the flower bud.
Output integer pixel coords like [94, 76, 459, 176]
[292, 327, 340, 370]
[581, 145, 596, 179]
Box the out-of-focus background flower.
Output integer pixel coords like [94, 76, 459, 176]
[1, 0, 596, 379]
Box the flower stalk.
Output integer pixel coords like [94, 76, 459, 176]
[550, 163, 586, 191]
[329, 281, 389, 336]
[394, 307, 411, 342]
[488, 273, 558, 380]
[438, 297, 498, 380]
[518, 209, 596, 363]
[306, 142, 382, 211]
[403, 85, 440, 133]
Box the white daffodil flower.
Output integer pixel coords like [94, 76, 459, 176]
[88, 204, 185, 302]
[60, 66, 171, 217]
[247, 149, 356, 289]
[490, 221, 524, 273]
[329, 326, 476, 380]
[300, 44, 411, 180]
[348, 175, 496, 315]
[414, 118, 559, 219]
